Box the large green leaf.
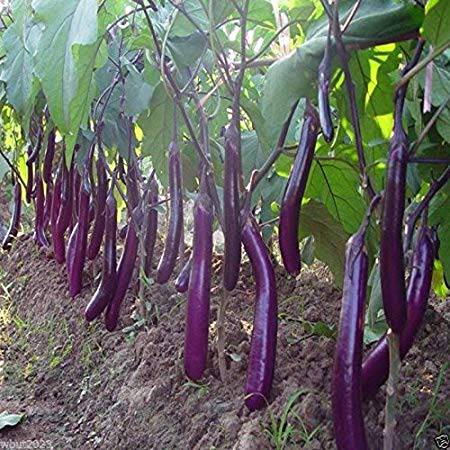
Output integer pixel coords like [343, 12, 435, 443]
[422, 0, 450, 48]
[1, 0, 40, 117]
[299, 199, 350, 286]
[261, 0, 423, 137]
[32, 0, 100, 136]
[307, 159, 367, 234]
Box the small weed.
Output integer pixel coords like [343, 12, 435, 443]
[183, 380, 210, 400]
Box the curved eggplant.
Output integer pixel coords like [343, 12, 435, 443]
[223, 123, 242, 291]
[279, 101, 319, 276]
[156, 142, 183, 284]
[1, 182, 22, 251]
[332, 229, 369, 450]
[318, 31, 334, 142]
[104, 217, 139, 331]
[184, 185, 213, 380]
[362, 227, 435, 400]
[242, 217, 278, 411]
[85, 191, 118, 322]
[144, 177, 159, 277]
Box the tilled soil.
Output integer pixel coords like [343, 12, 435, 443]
[0, 237, 448, 450]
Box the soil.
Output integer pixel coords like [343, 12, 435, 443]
[0, 236, 448, 450]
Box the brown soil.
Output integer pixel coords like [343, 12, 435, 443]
[0, 237, 448, 450]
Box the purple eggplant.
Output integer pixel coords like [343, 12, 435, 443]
[332, 226, 369, 450]
[156, 142, 183, 284]
[67, 173, 90, 297]
[175, 254, 193, 294]
[104, 217, 139, 331]
[184, 182, 213, 380]
[318, 30, 334, 143]
[43, 181, 53, 231]
[26, 126, 43, 165]
[279, 101, 319, 276]
[43, 128, 56, 184]
[1, 182, 22, 251]
[87, 160, 108, 260]
[85, 191, 118, 322]
[242, 217, 278, 411]
[362, 226, 435, 400]
[33, 173, 50, 247]
[144, 177, 159, 277]
[223, 123, 242, 291]
[25, 146, 34, 204]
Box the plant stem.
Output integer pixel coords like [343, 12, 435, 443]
[0, 148, 27, 189]
[332, 0, 376, 200]
[217, 288, 229, 382]
[384, 330, 400, 450]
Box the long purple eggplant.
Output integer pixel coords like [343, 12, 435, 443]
[379, 120, 409, 333]
[279, 101, 319, 276]
[85, 191, 118, 322]
[184, 182, 213, 380]
[87, 160, 108, 260]
[318, 30, 334, 143]
[144, 177, 158, 277]
[43, 181, 53, 231]
[43, 128, 56, 184]
[104, 217, 139, 331]
[54, 158, 73, 263]
[175, 254, 193, 294]
[1, 182, 22, 251]
[33, 173, 50, 247]
[362, 226, 435, 400]
[331, 225, 369, 450]
[67, 173, 90, 297]
[242, 217, 278, 411]
[223, 123, 241, 291]
[156, 142, 183, 284]
[51, 163, 63, 240]
[66, 223, 78, 278]
[25, 146, 34, 204]
[26, 126, 43, 165]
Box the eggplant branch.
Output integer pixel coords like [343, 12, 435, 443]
[332, 0, 376, 200]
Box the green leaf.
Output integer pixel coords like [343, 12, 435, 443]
[167, 31, 207, 68]
[261, 0, 423, 137]
[0, 411, 24, 430]
[298, 199, 350, 287]
[1, 0, 40, 117]
[124, 66, 154, 116]
[139, 82, 176, 186]
[422, 0, 450, 47]
[307, 159, 367, 234]
[32, 0, 100, 135]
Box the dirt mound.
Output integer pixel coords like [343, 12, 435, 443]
[0, 238, 448, 449]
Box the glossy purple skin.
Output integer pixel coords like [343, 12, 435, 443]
[279, 103, 319, 277]
[380, 130, 408, 333]
[87, 161, 107, 261]
[332, 231, 369, 450]
[43, 128, 56, 184]
[85, 192, 117, 322]
[362, 227, 435, 400]
[242, 218, 278, 411]
[105, 219, 139, 331]
[156, 143, 183, 284]
[175, 255, 192, 294]
[54, 162, 73, 264]
[66, 224, 78, 278]
[68, 182, 90, 298]
[43, 181, 53, 231]
[26, 129, 43, 165]
[2, 182, 22, 251]
[184, 190, 213, 381]
[51, 169, 62, 231]
[33, 173, 50, 248]
[72, 169, 81, 224]
[223, 123, 242, 291]
[318, 45, 334, 143]
[25, 157, 34, 204]
[144, 177, 159, 277]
